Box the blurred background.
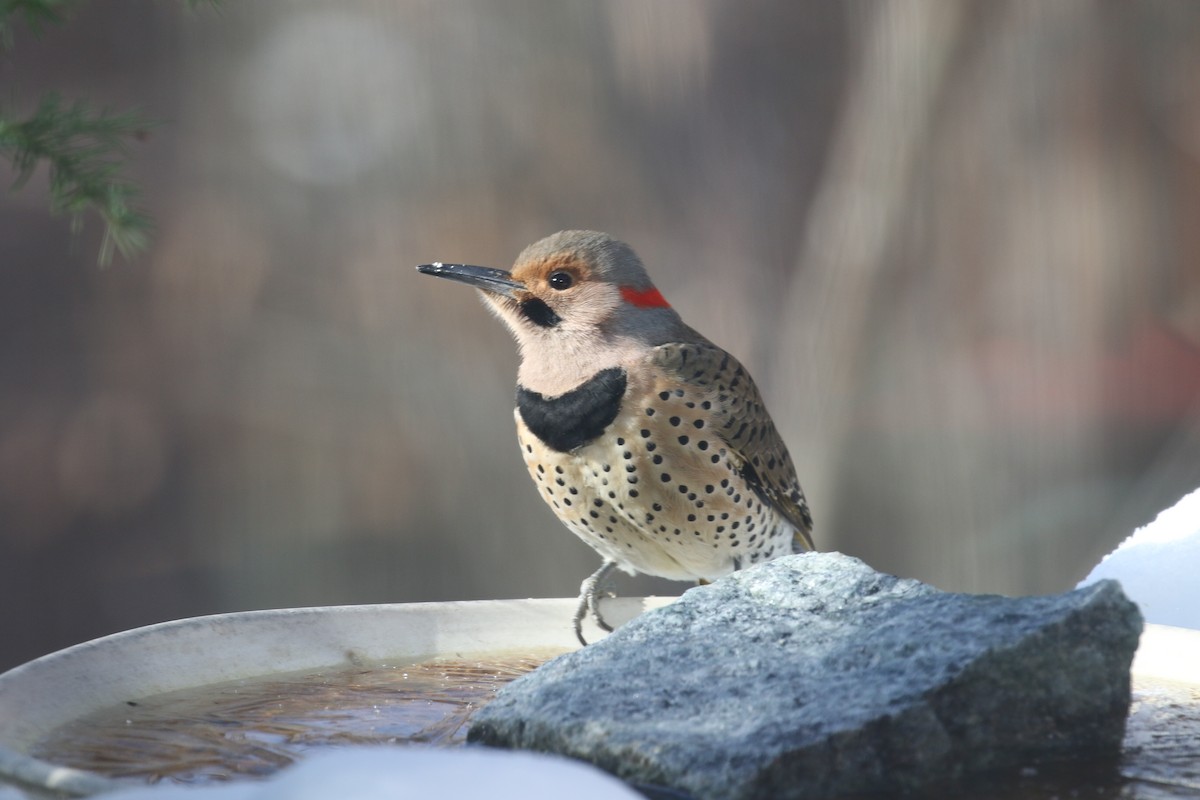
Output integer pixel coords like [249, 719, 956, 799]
[2, 0, 1199, 671]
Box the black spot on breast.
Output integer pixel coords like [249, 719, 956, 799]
[517, 368, 627, 453]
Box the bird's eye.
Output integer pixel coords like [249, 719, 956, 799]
[548, 271, 574, 290]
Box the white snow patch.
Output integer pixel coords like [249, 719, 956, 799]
[1079, 486, 1200, 630]
[101, 747, 641, 800]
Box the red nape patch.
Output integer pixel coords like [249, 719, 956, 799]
[620, 285, 671, 309]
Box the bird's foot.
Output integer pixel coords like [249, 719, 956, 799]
[573, 560, 618, 646]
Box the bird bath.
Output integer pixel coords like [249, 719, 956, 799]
[1, 599, 1198, 798]
[0, 598, 666, 795]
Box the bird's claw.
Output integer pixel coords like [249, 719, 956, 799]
[573, 560, 618, 646]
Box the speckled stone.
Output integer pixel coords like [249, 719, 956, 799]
[468, 552, 1143, 800]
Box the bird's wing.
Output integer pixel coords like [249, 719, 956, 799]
[650, 341, 815, 550]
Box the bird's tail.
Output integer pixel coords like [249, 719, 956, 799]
[793, 525, 816, 553]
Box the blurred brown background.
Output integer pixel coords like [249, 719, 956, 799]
[2, 0, 1199, 671]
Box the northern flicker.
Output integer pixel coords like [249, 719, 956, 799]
[417, 231, 814, 644]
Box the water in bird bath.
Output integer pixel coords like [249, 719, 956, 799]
[31, 650, 562, 783]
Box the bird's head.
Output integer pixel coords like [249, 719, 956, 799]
[418, 231, 689, 392]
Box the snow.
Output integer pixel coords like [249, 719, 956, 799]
[101, 747, 642, 800]
[1078, 486, 1200, 630]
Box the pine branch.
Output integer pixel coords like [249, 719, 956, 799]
[0, 0, 218, 263]
[0, 94, 153, 265]
[0, 0, 82, 47]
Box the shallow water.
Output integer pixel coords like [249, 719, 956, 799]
[31, 662, 1200, 797]
[1117, 677, 1200, 798]
[32, 652, 559, 783]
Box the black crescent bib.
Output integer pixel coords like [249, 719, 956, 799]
[517, 368, 627, 453]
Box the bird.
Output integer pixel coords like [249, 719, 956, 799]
[417, 231, 813, 644]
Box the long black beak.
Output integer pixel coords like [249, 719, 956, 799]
[416, 262, 524, 299]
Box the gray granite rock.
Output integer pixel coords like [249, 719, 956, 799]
[468, 552, 1143, 800]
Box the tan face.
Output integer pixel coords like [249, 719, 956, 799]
[487, 252, 624, 337]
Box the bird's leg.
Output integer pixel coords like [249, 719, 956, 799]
[573, 559, 618, 646]
[586, 565, 617, 631]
